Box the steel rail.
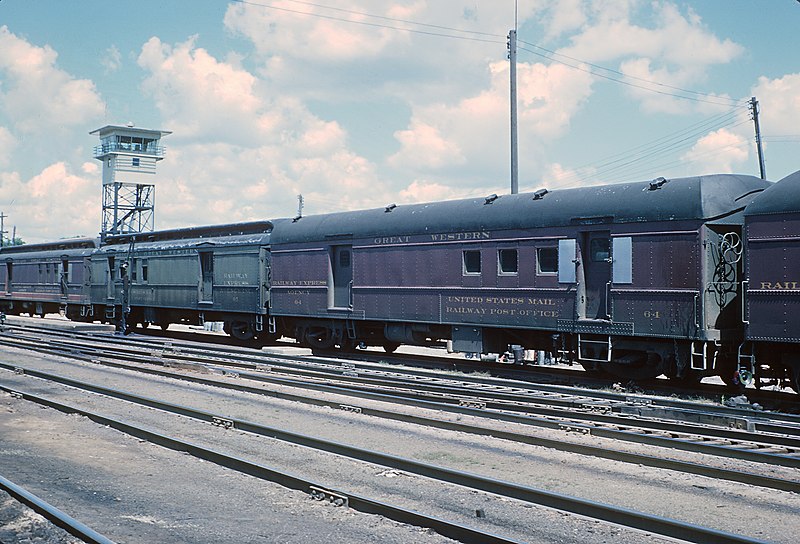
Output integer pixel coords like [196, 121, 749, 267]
[0, 473, 116, 544]
[3, 356, 796, 493]
[7, 320, 800, 425]
[0, 380, 772, 544]
[44, 327, 800, 433]
[0, 384, 523, 544]
[45, 336, 800, 456]
[8, 331, 800, 452]
[1, 339, 799, 470]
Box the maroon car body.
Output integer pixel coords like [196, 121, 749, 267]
[742, 169, 800, 391]
[270, 173, 769, 381]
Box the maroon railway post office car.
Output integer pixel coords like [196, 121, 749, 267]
[268, 174, 769, 382]
[0, 238, 97, 320]
[741, 169, 800, 392]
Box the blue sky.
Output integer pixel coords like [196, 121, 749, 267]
[1, 1, 799, 242]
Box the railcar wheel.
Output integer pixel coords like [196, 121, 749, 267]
[382, 342, 400, 354]
[230, 320, 255, 341]
[305, 327, 335, 349]
[159, 321, 171, 331]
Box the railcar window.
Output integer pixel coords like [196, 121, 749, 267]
[463, 250, 481, 275]
[537, 248, 558, 274]
[141, 260, 149, 283]
[498, 249, 518, 275]
[590, 238, 611, 262]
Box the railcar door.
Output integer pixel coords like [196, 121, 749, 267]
[582, 231, 612, 320]
[60, 258, 69, 299]
[4, 261, 12, 293]
[199, 251, 214, 303]
[106, 256, 115, 300]
[330, 245, 352, 309]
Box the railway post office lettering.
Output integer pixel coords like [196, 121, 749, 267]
[443, 296, 560, 318]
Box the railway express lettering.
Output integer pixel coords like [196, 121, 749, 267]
[760, 281, 800, 290]
[273, 280, 326, 287]
[222, 272, 249, 286]
[429, 231, 490, 242]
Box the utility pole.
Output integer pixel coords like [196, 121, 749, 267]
[750, 96, 766, 180]
[508, 29, 518, 194]
[0, 212, 6, 247]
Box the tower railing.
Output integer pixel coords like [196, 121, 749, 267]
[93, 142, 166, 158]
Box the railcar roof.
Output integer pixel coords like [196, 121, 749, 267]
[97, 221, 273, 252]
[744, 169, 800, 216]
[272, 174, 770, 244]
[0, 237, 98, 257]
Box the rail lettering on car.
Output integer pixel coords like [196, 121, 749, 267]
[443, 296, 560, 318]
[222, 272, 249, 286]
[272, 280, 326, 286]
[759, 281, 800, 290]
[429, 232, 490, 242]
[373, 236, 411, 245]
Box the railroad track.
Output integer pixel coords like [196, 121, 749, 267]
[0, 473, 115, 544]
[4, 323, 800, 471]
[1, 319, 798, 542]
[126, 321, 800, 411]
[0, 366, 775, 544]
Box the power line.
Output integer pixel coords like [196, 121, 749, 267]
[518, 110, 751, 190]
[228, 0, 505, 45]
[517, 38, 743, 107]
[258, 0, 503, 38]
[231, 1, 746, 107]
[517, 43, 743, 107]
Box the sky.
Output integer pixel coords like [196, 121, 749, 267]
[1, 0, 799, 243]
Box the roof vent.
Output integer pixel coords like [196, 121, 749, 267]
[484, 194, 499, 205]
[385, 203, 397, 213]
[532, 188, 549, 200]
[646, 177, 669, 191]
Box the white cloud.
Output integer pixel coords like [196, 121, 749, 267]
[0, 163, 99, 242]
[681, 128, 749, 174]
[0, 25, 105, 134]
[0, 126, 16, 168]
[389, 59, 593, 183]
[137, 36, 266, 143]
[223, 1, 539, 104]
[101, 45, 122, 73]
[752, 73, 800, 137]
[558, 2, 743, 113]
[542, 0, 587, 40]
[135, 37, 391, 227]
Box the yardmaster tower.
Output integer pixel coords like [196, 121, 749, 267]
[91, 124, 171, 242]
